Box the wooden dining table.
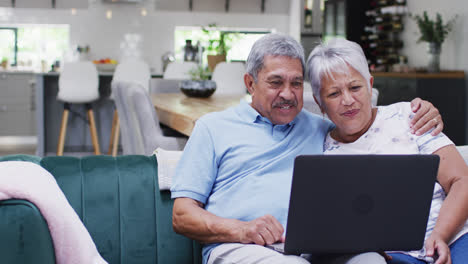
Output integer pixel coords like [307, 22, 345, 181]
[151, 93, 251, 136]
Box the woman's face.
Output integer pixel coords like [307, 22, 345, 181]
[318, 65, 374, 141]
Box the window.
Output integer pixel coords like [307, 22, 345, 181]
[174, 26, 271, 66]
[0, 28, 18, 66]
[0, 24, 69, 71]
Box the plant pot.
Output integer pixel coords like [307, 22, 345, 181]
[207, 54, 226, 72]
[179, 80, 216, 98]
[427, 42, 441, 73]
[1, 60, 8, 70]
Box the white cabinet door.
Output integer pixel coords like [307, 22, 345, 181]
[0, 0, 12, 7]
[15, 0, 52, 8]
[55, 0, 88, 9]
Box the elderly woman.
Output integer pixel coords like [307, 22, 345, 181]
[306, 38, 468, 264]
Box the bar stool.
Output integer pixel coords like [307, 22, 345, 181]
[107, 58, 150, 156]
[163, 61, 197, 80]
[57, 61, 101, 156]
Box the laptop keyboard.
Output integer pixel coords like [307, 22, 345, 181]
[265, 243, 285, 254]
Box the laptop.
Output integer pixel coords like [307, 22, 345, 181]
[268, 154, 439, 256]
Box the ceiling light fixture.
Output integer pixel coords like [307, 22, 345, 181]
[106, 10, 112, 19]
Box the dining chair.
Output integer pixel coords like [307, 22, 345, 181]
[130, 83, 187, 154]
[211, 62, 247, 95]
[112, 81, 186, 155]
[163, 61, 197, 80]
[110, 81, 141, 155]
[57, 61, 101, 156]
[107, 58, 151, 156]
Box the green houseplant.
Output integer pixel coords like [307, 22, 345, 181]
[201, 23, 239, 71]
[411, 11, 457, 72]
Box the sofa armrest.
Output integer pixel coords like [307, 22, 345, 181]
[0, 199, 55, 264]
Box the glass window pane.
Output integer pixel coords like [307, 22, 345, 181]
[174, 27, 270, 68]
[0, 28, 16, 66]
[17, 25, 69, 71]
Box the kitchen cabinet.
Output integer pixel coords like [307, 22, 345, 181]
[322, 0, 370, 46]
[155, 0, 287, 14]
[15, 0, 52, 8]
[55, 0, 88, 9]
[373, 71, 466, 145]
[301, 0, 322, 34]
[300, 0, 323, 60]
[0, 72, 36, 136]
[0, 0, 12, 7]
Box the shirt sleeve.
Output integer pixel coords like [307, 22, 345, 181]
[170, 119, 218, 204]
[404, 103, 455, 154]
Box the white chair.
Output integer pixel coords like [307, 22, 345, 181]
[112, 81, 186, 155]
[57, 61, 101, 156]
[163, 61, 197, 80]
[130, 83, 187, 153]
[108, 58, 151, 156]
[211, 62, 247, 95]
[112, 58, 151, 90]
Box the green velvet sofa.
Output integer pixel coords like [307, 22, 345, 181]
[0, 154, 202, 264]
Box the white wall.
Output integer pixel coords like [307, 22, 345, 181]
[0, 1, 290, 73]
[401, 0, 467, 73]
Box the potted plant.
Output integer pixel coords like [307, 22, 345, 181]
[179, 65, 216, 98]
[1, 57, 9, 70]
[411, 11, 457, 72]
[202, 24, 231, 71]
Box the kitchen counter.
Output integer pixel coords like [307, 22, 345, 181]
[35, 72, 163, 156]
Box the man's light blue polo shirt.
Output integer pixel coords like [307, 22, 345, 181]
[171, 100, 333, 264]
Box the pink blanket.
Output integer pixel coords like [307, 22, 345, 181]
[0, 161, 107, 264]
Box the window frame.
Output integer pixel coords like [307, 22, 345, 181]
[0, 27, 18, 66]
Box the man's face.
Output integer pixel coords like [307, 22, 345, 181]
[245, 55, 304, 125]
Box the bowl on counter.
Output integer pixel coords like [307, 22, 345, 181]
[95, 63, 117, 72]
[179, 80, 216, 98]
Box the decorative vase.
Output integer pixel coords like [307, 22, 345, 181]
[179, 80, 216, 98]
[427, 42, 441, 73]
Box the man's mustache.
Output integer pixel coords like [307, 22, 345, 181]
[273, 100, 297, 108]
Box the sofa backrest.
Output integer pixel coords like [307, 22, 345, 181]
[39, 155, 201, 264]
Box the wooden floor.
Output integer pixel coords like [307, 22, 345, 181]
[0, 136, 36, 156]
[0, 136, 108, 157]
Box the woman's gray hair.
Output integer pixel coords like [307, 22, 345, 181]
[306, 38, 371, 105]
[246, 33, 305, 82]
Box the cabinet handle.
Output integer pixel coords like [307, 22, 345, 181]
[30, 79, 36, 111]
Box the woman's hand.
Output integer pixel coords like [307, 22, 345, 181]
[425, 233, 451, 264]
[410, 98, 443, 136]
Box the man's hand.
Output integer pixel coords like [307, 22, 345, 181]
[425, 233, 451, 264]
[410, 98, 444, 136]
[239, 215, 284, 245]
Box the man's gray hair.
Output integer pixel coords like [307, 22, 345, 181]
[306, 38, 372, 105]
[246, 33, 305, 82]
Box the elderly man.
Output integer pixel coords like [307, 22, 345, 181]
[171, 34, 443, 264]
